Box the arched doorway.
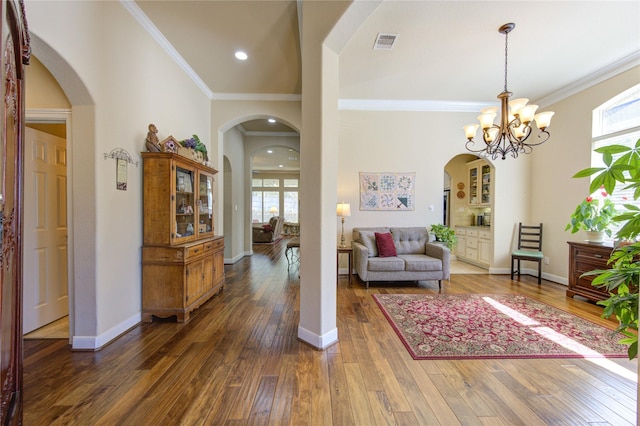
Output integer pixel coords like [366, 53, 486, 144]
[218, 116, 300, 262]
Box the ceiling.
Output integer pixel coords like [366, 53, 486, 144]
[133, 0, 640, 168]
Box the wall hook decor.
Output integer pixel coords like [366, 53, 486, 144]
[103, 148, 139, 167]
[104, 148, 138, 190]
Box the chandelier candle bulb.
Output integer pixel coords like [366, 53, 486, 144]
[508, 98, 529, 115]
[464, 124, 479, 140]
[479, 113, 496, 129]
[518, 104, 539, 124]
[534, 111, 555, 130]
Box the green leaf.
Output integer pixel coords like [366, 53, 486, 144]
[572, 167, 604, 178]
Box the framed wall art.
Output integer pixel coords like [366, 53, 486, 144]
[359, 172, 415, 211]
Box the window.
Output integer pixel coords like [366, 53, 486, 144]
[252, 175, 299, 223]
[591, 84, 640, 235]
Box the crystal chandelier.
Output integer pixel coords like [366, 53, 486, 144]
[464, 23, 554, 160]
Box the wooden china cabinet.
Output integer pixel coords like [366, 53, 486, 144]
[141, 152, 224, 322]
[1, 1, 29, 423]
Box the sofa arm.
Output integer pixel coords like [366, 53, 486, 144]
[352, 241, 370, 281]
[425, 242, 450, 280]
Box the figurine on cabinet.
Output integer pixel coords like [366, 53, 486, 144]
[145, 123, 161, 152]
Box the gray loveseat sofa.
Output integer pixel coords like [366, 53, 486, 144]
[352, 227, 450, 289]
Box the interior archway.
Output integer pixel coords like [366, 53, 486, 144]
[219, 115, 300, 261]
[28, 32, 97, 347]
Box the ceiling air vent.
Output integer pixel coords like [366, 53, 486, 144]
[373, 33, 398, 50]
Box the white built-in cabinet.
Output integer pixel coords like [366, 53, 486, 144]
[455, 226, 492, 268]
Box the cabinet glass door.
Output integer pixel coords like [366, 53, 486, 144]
[175, 166, 196, 240]
[197, 173, 214, 236]
[481, 164, 491, 204]
[469, 167, 478, 204]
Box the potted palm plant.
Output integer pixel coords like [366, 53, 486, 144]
[572, 138, 639, 359]
[430, 224, 457, 250]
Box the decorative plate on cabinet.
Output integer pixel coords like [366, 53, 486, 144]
[457, 182, 465, 190]
[456, 191, 465, 199]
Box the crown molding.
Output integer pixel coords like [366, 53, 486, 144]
[535, 51, 640, 108]
[338, 99, 494, 112]
[211, 93, 302, 101]
[120, 0, 213, 99]
[245, 131, 299, 137]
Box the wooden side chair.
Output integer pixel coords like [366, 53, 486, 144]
[511, 223, 544, 284]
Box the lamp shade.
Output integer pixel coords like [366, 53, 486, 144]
[269, 206, 278, 214]
[336, 203, 351, 217]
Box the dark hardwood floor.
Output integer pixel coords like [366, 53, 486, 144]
[24, 238, 638, 425]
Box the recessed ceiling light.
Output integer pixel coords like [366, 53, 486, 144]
[235, 51, 248, 60]
[268, 118, 276, 123]
[267, 150, 273, 154]
[278, 164, 284, 168]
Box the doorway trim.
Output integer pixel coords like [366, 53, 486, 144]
[25, 108, 74, 344]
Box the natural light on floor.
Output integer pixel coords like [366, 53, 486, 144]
[482, 296, 638, 382]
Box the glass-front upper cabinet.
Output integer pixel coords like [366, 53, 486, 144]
[467, 159, 492, 206]
[197, 172, 214, 236]
[481, 164, 491, 204]
[468, 167, 478, 204]
[175, 166, 196, 241]
[142, 152, 219, 246]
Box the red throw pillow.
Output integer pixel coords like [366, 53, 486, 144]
[262, 224, 273, 232]
[375, 232, 397, 257]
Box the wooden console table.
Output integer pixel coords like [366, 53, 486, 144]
[567, 241, 613, 302]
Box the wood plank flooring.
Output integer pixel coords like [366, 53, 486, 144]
[23, 238, 638, 425]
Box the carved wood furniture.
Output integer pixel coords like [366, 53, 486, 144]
[0, 0, 30, 422]
[567, 241, 613, 302]
[142, 152, 224, 322]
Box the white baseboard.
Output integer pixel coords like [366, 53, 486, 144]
[490, 266, 567, 286]
[72, 312, 141, 351]
[297, 325, 338, 350]
[224, 251, 248, 264]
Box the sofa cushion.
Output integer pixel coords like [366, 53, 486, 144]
[358, 231, 379, 257]
[262, 224, 273, 232]
[390, 227, 428, 255]
[375, 232, 397, 257]
[400, 254, 442, 272]
[368, 257, 405, 272]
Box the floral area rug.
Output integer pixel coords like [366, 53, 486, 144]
[372, 293, 629, 360]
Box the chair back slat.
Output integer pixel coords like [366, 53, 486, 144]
[517, 223, 543, 251]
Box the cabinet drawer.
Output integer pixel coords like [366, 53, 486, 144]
[479, 230, 491, 239]
[466, 238, 478, 249]
[186, 244, 204, 258]
[455, 228, 466, 236]
[466, 229, 478, 237]
[465, 248, 478, 261]
[210, 237, 224, 250]
[575, 248, 611, 268]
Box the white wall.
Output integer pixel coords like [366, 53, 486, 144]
[26, 1, 212, 348]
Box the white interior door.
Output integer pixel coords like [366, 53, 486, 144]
[23, 127, 69, 334]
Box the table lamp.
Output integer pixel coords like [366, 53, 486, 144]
[336, 202, 351, 247]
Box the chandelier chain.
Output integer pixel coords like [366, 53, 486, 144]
[503, 30, 509, 93]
